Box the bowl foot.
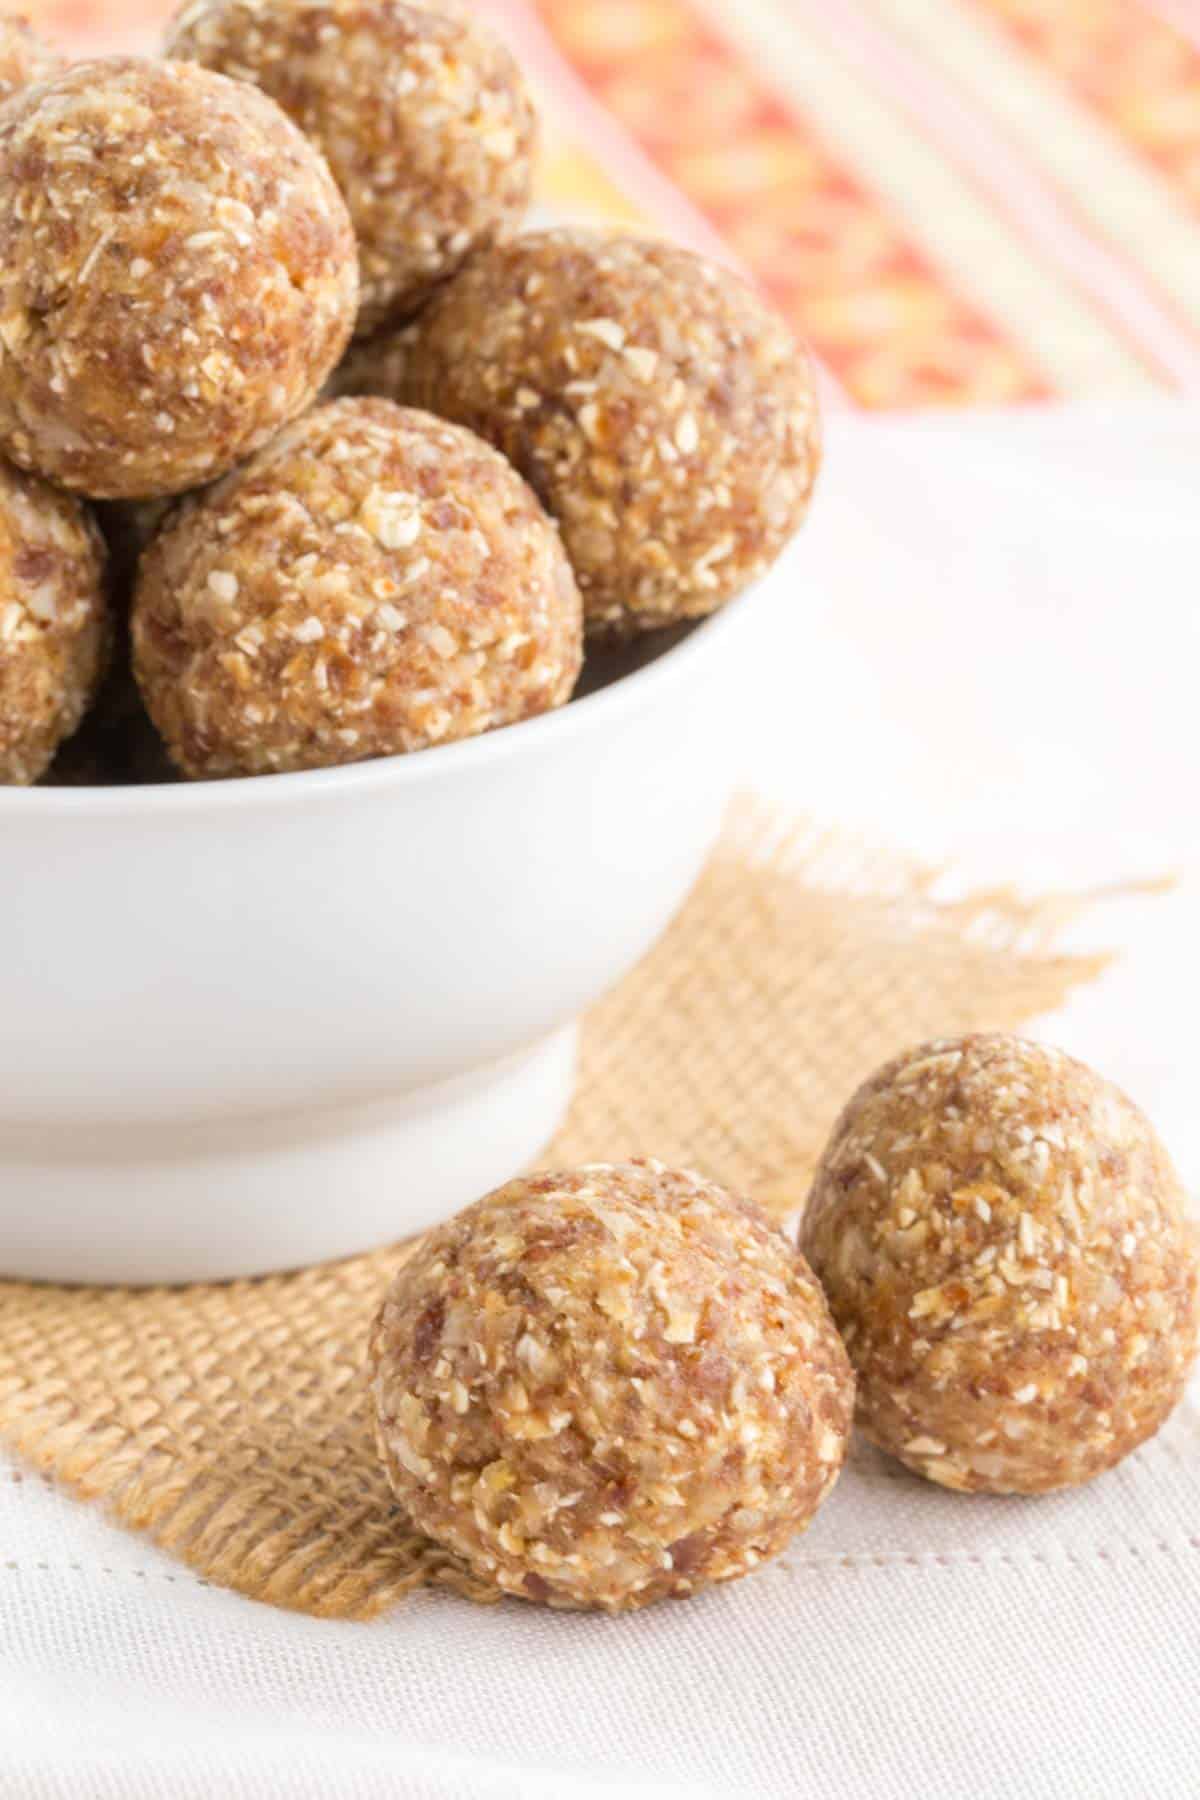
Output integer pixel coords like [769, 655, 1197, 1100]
[0, 1026, 578, 1285]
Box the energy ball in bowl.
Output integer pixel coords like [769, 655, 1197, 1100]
[0, 58, 358, 499]
[132, 397, 582, 778]
[0, 462, 108, 784]
[801, 1034, 1200, 1495]
[369, 1161, 854, 1612]
[167, 0, 537, 336]
[0, 15, 63, 101]
[344, 229, 821, 636]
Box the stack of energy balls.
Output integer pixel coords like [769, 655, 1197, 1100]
[5, 8, 1190, 1625]
[0, 0, 820, 787]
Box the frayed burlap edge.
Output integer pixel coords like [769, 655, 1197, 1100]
[0, 798, 1132, 1618]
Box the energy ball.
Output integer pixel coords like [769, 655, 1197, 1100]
[167, 0, 537, 336]
[342, 229, 821, 636]
[369, 1161, 854, 1612]
[802, 1035, 1200, 1495]
[132, 397, 582, 778]
[0, 461, 108, 784]
[0, 57, 358, 499]
[0, 15, 63, 102]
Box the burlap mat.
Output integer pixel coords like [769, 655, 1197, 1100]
[0, 800, 1119, 1619]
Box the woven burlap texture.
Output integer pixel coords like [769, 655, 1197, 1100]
[0, 800, 1115, 1619]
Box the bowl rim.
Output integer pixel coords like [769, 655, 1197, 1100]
[2, 558, 781, 819]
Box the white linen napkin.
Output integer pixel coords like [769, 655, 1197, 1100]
[3, 403, 1197, 1799]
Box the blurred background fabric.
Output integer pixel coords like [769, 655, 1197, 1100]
[25, 0, 1200, 409]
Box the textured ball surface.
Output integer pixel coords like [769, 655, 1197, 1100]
[132, 397, 582, 778]
[801, 1035, 1199, 1494]
[370, 1161, 853, 1611]
[0, 57, 357, 498]
[0, 461, 108, 783]
[168, 0, 536, 335]
[0, 14, 63, 102]
[337, 228, 821, 636]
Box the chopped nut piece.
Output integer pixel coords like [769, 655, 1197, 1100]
[576, 318, 626, 350]
[370, 1161, 853, 1612]
[802, 1034, 1200, 1494]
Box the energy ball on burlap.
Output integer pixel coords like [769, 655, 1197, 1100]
[132, 397, 582, 778]
[0, 57, 357, 499]
[0, 462, 108, 784]
[342, 229, 821, 636]
[167, 0, 537, 336]
[0, 14, 63, 101]
[801, 1035, 1200, 1496]
[369, 1162, 854, 1612]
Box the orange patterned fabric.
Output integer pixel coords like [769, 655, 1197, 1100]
[969, 0, 1200, 205]
[17, 0, 1200, 406]
[524, 0, 1050, 407]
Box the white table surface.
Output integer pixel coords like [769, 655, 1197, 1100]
[3, 403, 1198, 1799]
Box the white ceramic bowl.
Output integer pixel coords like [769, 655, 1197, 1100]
[0, 569, 780, 1284]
